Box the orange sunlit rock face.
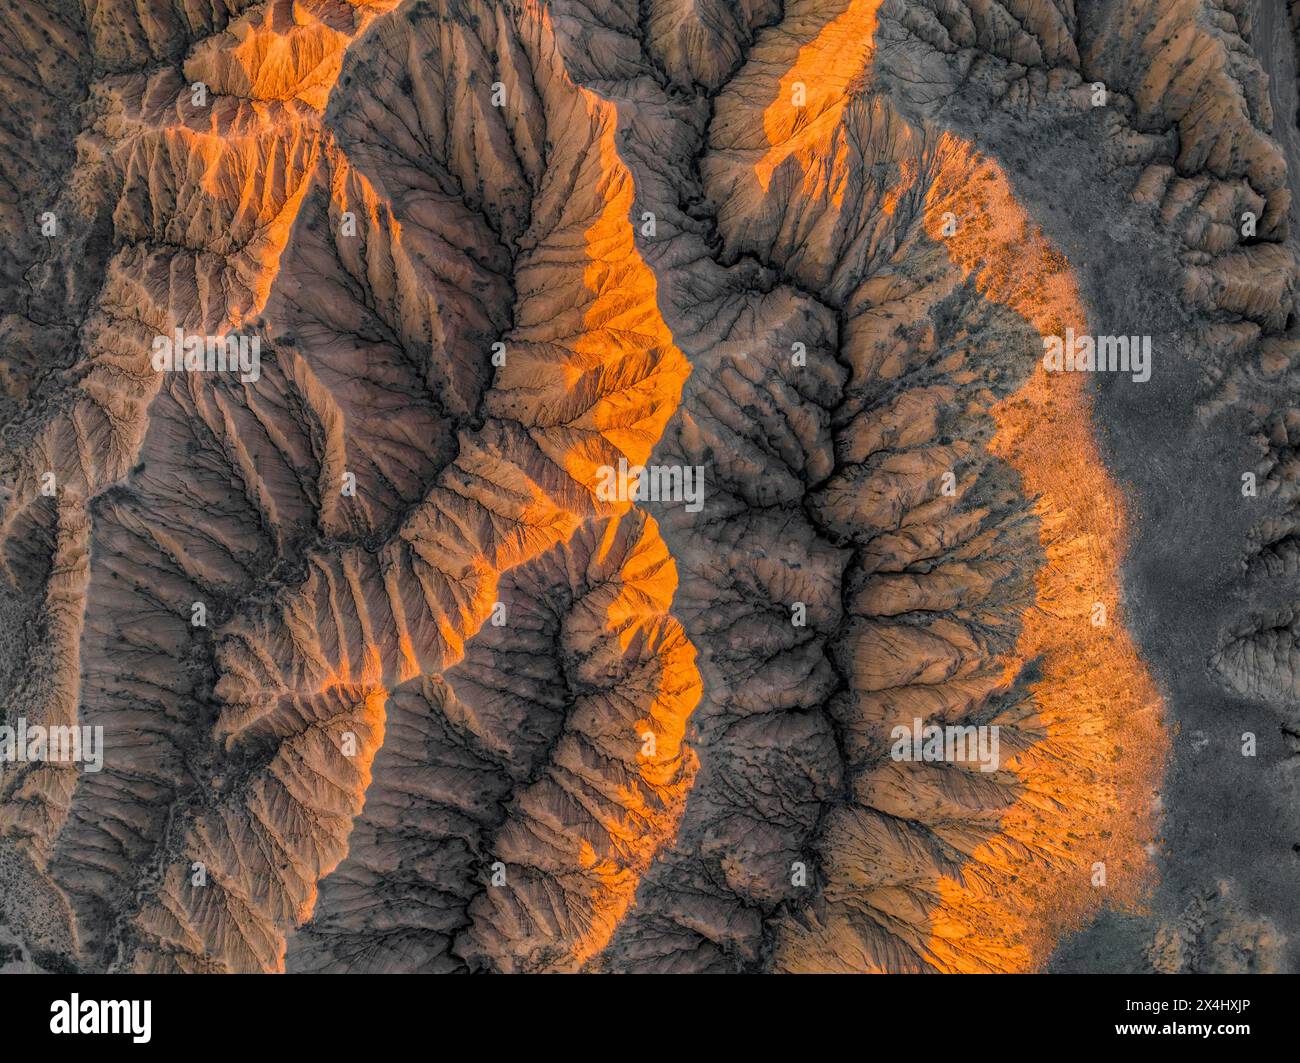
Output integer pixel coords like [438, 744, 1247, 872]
[919, 135, 1167, 970]
[494, 95, 693, 496]
[453, 510, 701, 971]
[119, 3, 697, 970]
[9, 0, 1293, 979]
[754, 0, 884, 200]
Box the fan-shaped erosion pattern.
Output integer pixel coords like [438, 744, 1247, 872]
[2, 0, 1296, 974]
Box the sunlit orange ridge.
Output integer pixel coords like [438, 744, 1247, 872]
[921, 133, 1167, 971]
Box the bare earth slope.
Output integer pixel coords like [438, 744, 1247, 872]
[0, 0, 1296, 973]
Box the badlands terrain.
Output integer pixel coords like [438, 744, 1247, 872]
[0, 0, 1298, 973]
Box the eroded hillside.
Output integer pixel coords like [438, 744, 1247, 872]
[1, 0, 1297, 974]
